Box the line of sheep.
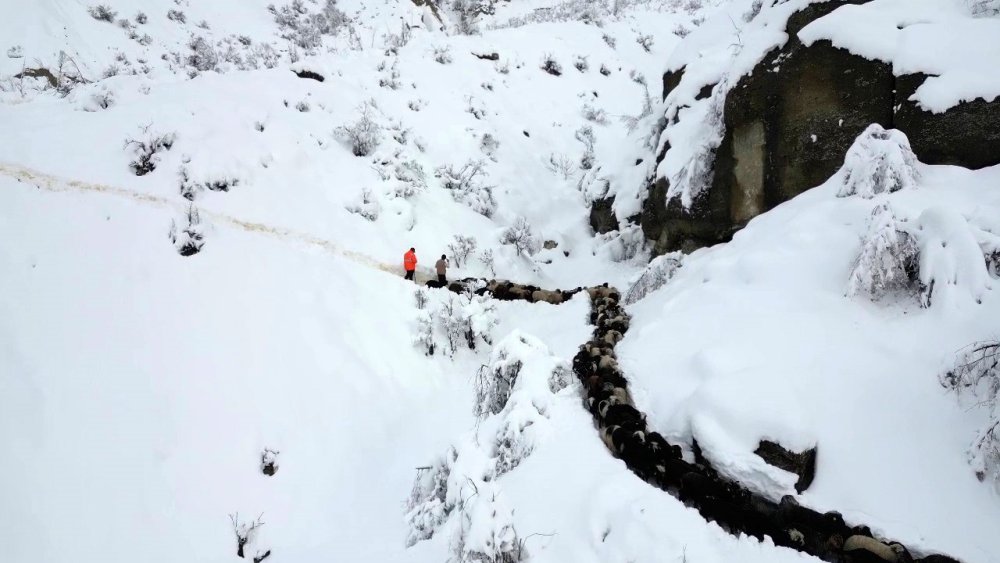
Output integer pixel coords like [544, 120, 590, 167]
[447, 278, 960, 563]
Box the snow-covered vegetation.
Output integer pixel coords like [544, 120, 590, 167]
[3, 1, 1000, 563]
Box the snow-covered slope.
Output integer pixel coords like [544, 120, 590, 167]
[622, 161, 1000, 561]
[3, 1, 1000, 563]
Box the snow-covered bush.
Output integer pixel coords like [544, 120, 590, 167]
[540, 54, 562, 76]
[449, 482, 522, 563]
[392, 160, 427, 197]
[836, 124, 920, 199]
[475, 341, 523, 417]
[169, 205, 205, 257]
[405, 453, 454, 546]
[846, 202, 919, 301]
[500, 217, 539, 257]
[582, 104, 608, 125]
[914, 207, 992, 307]
[187, 36, 219, 72]
[548, 364, 573, 393]
[337, 104, 381, 157]
[942, 341, 1000, 481]
[378, 60, 402, 90]
[83, 87, 115, 111]
[271, 0, 348, 51]
[576, 125, 596, 170]
[124, 127, 175, 176]
[968, 0, 1000, 17]
[602, 33, 617, 48]
[414, 310, 436, 356]
[260, 448, 279, 476]
[574, 55, 589, 72]
[665, 82, 725, 207]
[436, 294, 496, 356]
[167, 9, 187, 24]
[448, 235, 478, 268]
[345, 187, 380, 221]
[599, 64, 611, 76]
[451, 0, 495, 35]
[88, 5, 116, 22]
[480, 133, 500, 159]
[135, 11, 147, 24]
[436, 160, 497, 218]
[433, 45, 454, 64]
[623, 251, 684, 305]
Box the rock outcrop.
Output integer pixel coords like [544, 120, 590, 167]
[637, 0, 1000, 256]
[755, 440, 817, 494]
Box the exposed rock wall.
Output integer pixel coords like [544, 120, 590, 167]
[635, 0, 1000, 256]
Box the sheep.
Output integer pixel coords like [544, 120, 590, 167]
[601, 403, 644, 428]
[531, 289, 563, 304]
[843, 535, 902, 563]
[602, 329, 624, 346]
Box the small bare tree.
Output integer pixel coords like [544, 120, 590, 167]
[229, 513, 266, 559]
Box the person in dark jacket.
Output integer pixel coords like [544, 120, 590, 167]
[435, 254, 449, 284]
[403, 248, 417, 281]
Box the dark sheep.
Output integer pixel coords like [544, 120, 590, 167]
[601, 403, 644, 427]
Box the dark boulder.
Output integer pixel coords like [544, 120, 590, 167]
[590, 196, 617, 234]
[755, 440, 817, 493]
[895, 73, 1000, 170]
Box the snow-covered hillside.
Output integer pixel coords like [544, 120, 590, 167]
[3, 1, 999, 563]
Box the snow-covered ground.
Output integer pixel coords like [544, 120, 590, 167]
[3, 1, 1000, 562]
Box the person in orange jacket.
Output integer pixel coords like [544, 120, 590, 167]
[403, 247, 417, 281]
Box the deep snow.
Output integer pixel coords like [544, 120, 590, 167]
[3, 1, 1000, 562]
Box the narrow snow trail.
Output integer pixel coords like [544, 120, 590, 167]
[0, 162, 438, 282]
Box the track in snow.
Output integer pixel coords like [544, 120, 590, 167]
[0, 162, 437, 283]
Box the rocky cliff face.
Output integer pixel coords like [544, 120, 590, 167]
[634, 0, 1000, 256]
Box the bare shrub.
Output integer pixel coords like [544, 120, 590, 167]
[124, 126, 175, 176]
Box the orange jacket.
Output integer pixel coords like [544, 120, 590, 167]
[404, 250, 417, 271]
